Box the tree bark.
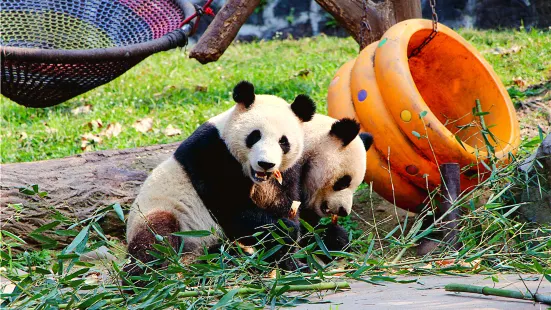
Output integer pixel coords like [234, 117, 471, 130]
[0, 143, 179, 248]
[315, 0, 422, 49]
[189, 0, 261, 64]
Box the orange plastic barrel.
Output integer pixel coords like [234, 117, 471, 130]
[327, 19, 520, 212]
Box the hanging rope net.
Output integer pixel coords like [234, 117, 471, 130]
[1, 0, 197, 108]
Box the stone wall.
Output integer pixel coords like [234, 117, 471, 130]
[424, 0, 551, 29]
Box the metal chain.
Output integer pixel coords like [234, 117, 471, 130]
[409, 0, 438, 58]
[359, 0, 371, 52]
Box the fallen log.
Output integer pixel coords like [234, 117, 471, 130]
[0, 143, 179, 248]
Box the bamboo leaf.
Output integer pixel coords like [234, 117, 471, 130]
[212, 288, 240, 309]
[172, 230, 211, 237]
[1, 230, 26, 244]
[112, 203, 125, 222]
[314, 234, 332, 259]
[65, 225, 90, 253]
[261, 244, 283, 261]
[300, 219, 315, 233]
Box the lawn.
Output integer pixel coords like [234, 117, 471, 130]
[1, 28, 550, 163]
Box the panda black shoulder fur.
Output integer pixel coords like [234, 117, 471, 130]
[125, 81, 316, 276]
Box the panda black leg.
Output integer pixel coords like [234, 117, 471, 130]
[322, 223, 349, 252]
[124, 210, 181, 284]
[228, 208, 307, 272]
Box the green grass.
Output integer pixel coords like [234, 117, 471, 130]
[2, 28, 550, 163]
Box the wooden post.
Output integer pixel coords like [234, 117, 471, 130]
[417, 162, 462, 255]
[439, 163, 462, 250]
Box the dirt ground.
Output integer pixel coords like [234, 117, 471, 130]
[515, 82, 551, 139]
[299, 273, 551, 309]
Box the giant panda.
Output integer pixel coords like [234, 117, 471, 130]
[125, 81, 316, 276]
[252, 114, 372, 256]
[298, 115, 373, 252]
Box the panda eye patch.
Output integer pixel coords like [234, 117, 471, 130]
[279, 135, 290, 154]
[246, 130, 261, 148]
[333, 175, 352, 191]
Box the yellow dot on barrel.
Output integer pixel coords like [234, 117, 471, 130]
[400, 110, 412, 122]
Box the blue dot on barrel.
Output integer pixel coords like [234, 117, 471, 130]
[358, 89, 367, 101]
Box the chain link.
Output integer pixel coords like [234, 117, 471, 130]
[359, 0, 371, 52]
[409, 0, 438, 58]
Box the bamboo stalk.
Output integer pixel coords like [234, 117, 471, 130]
[445, 283, 551, 305]
[58, 281, 350, 309]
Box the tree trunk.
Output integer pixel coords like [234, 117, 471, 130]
[0, 143, 179, 248]
[315, 0, 421, 49]
[190, 0, 261, 64]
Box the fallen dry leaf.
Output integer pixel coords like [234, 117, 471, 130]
[71, 105, 92, 115]
[133, 117, 153, 133]
[153, 85, 176, 99]
[435, 259, 455, 267]
[513, 77, 527, 88]
[101, 123, 122, 138]
[81, 133, 102, 151]
[294, 69, 310, 78]
[87, 119, 103, 130]
[44, 123, 58, 134]
[163, 124, 182, 137]
[195, 85, 208, 92]
[84, 272, 101, 285]
[490, 45, 522, 55]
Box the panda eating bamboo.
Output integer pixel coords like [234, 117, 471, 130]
[125, 81, 316, 276]
[125, 81, 372, 277]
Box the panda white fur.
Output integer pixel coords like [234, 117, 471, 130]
[298, 114, 373, 252]
[125, 81, 316, 276]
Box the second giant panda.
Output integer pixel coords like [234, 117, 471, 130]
[125, 81, 316, 276]
[298, 115, 372, 252]
[253, 114, 372, 255]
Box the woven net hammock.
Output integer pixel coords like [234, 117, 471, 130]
[1, 0, 195, 108]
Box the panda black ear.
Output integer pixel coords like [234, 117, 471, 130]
[233, 81, 255, 108]
[291, 94, 316, 122]
[330, 118, 360, 147]
[359, 132, 374, 151]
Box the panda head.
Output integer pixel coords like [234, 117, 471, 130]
[303, 116, 373, 217]
[222, 81, 316, 184]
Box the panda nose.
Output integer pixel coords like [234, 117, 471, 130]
[337, 207, 349, 217]
[257, 161, 275, 171]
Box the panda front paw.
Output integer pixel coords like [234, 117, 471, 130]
[279, 257, 311, 273]
[322, 224, 349, 252]
[277, 218, 301, 240]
